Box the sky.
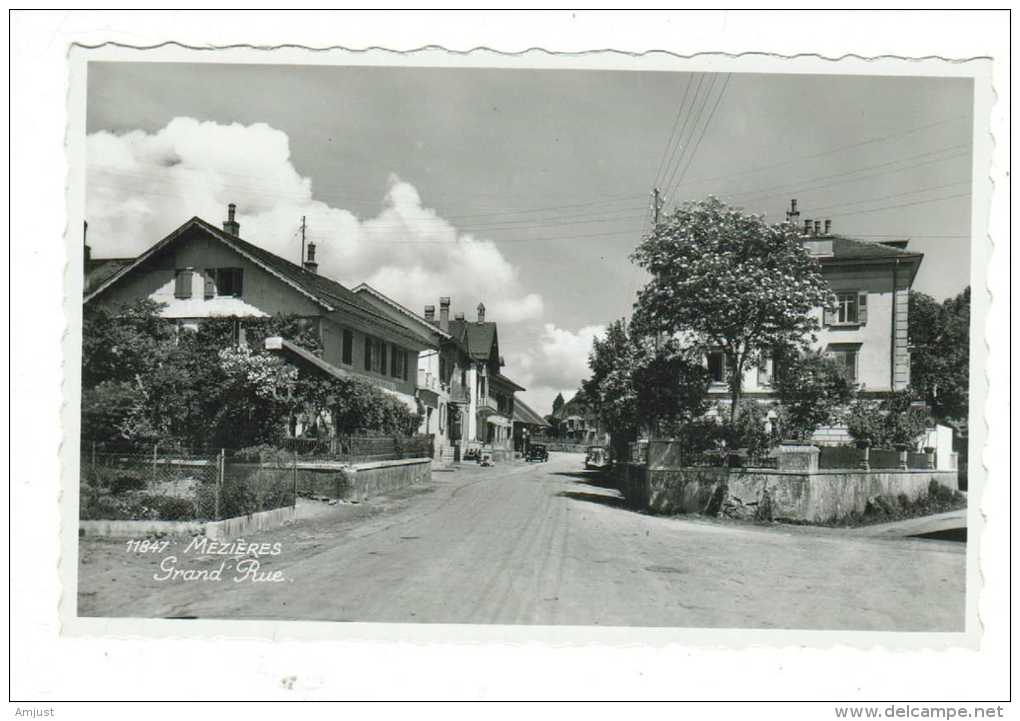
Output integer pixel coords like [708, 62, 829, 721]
[85, 62, 974, 415]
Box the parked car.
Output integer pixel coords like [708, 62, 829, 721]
[526, 444, 549, 462]
[584, 446, 609, 471]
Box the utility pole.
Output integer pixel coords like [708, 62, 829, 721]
[299, 215, 306, 265]
[651, 187, 663, 226]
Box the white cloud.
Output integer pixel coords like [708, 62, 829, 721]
[510, 322, 606, 416]
[86, 118, 543, 323]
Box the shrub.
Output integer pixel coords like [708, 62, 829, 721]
[109, 474, 147, 495]
[847, 391, 931, 448]
[153, 496, 197, 521]
[772, 349, 856, 440]
[719, 401, 775, 458]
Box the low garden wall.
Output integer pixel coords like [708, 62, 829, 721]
[615, 443, 958, 523]
[292, 457, 432, 501]
[79, 457, 432, 540]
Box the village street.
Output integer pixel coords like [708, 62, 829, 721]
[78, 453, 965, 630]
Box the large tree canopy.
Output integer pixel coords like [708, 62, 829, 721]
[582, 319, 710, 454]
[909, 286, 970, 424]
[630, 197, 832, 421]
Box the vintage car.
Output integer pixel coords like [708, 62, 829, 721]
[584, 446, 609, 471]
[525, 444, 549, 462]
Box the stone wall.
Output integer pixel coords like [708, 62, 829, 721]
[292, 458, 432, 501]
[616, 462, 958, 523]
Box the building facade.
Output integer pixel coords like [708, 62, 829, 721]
[703, 203, 924, 444]
[84, 206, 433, 428]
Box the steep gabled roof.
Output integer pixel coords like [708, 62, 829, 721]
[448, 318, 499, 361]
[351, 283, 452, 347]
[491, 372, 526, 392]
[513, 397, 550, 427]
[83, 216, 414, 339]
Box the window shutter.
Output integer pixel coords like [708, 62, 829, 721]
[364, 337, 372, 371]
[756, 358, 770, 387]
[234, 269, 243, 297]
[174, 269, 192, 299]
[204, 269, 216, 299]
[858, 292, 868, 325]
[823, 306, 835, 326]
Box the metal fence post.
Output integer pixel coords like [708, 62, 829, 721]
[215, 448, 224, 520]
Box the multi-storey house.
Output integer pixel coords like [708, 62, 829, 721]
[84, 205, 434, 439]
[704, 200, 924, 443]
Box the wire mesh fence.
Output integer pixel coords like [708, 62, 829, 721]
[79, 434, 435, 522]
[80, 443, 296, 522]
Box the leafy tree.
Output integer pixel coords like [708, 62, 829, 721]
[633, 337, 712, 436]
[631, 197, 832, 423]
[582, 320, 641, 455]
[772, 349, 857, 440]
[846, 391, 930, 448]
[81, 303, 420, 448]
[909, 287, 970, 423]
[582, 319, 710, 454]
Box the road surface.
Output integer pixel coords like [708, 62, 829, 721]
[78, 452, 965, 630]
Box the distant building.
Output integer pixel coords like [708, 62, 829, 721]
[511, 397, 551, 452]
[551, 392, 605, 447]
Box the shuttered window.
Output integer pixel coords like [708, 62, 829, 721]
[390, 346, 400, 378]
[826, 291, 868, 326]
[379, 342, 387, 375]
[341, 329, 353, 365]
[215, 268, 243, 297]
[203, 269, 216, 299]
[174, 269, 193, 299]
[826, 344, 860, 383]
[707, 351, 726, 384]
[756, 355, 772, 387]
[364, 336, 373, 371]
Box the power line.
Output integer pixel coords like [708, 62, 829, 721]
[717, 145, 968, 207]
[659, 73, 712, 198]
[666, 113, 970, 194]
[652, 74, 696, 189]
[666, 73, 731, 201]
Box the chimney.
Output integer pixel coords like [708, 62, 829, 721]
[814, 220, 822, 236]
[477, 302, 486, 323]
[303, 241, 318, 274]
[424, 305, 436, 322]
[439, 297, 451, 332]
[824, 219, 832, 236]
[786, 198, 800, 224]
[454, 312, 465, 321]
[803, 219, 813, 235]
[223, 203, 240, 235]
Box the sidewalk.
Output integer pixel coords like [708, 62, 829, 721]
[840, 510, 967, 539]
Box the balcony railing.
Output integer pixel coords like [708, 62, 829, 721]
[417, 368, 438, 391]
[478, 395, 498, 412]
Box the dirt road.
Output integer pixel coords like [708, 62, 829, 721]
[78, 452, 965, 630]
